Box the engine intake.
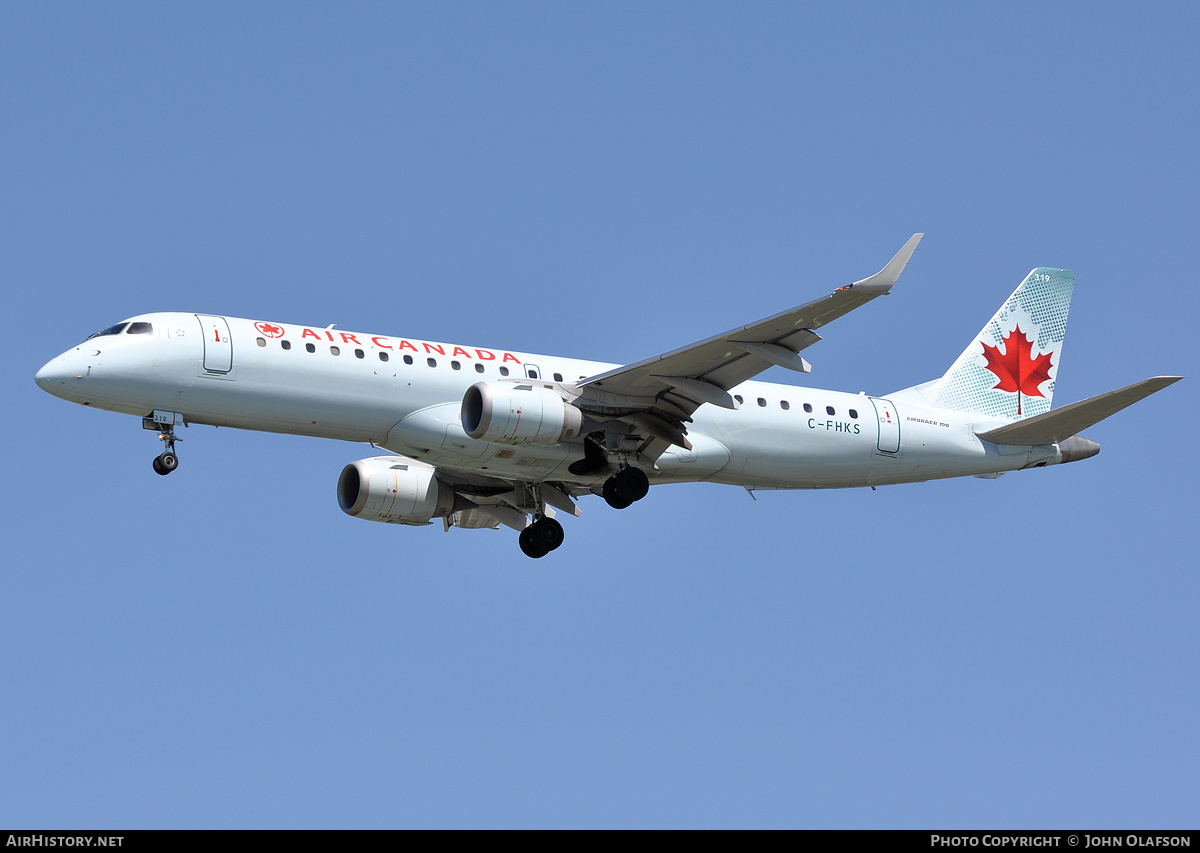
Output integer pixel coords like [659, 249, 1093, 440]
[461, 382, 587, 446]
[337, 457, 457, 525]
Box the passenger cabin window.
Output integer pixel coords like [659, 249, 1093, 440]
[781, 400, 790, 410]
[475, 364, 484, 373]
[305, 343, 316, 353]
[553, 372, 563, 382]
[734, 395, 744, 404]
[757, 397, 766, 407]
[451, 360, 461, 370]
[528, 369, 538, 379]
[500, 366, 510, 377]
[379, 352, 389, 362]
[803, 403, 812, 413]
[826, 406, 835, 416]
[281, 340, 292, 350]
[330, 346, 340, 356]
[256, 337, 266, 347]
[427, 357, 437, 368]
[849, 409, 858, 419]
[126, 322, 154, 335]
[88, 323, 128, 339]
[403, 355, 413, 364]
[354, 349, 364, 359]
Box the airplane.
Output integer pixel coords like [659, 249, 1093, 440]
[35, 234, 1181, 558]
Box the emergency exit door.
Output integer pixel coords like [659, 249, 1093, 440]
[870, 397, 900, 454]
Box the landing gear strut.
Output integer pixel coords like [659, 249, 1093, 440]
[519, 516, 565, 559]
[603, 466, 649, 509]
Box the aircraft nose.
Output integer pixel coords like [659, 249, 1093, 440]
[35, 352, 81, 394]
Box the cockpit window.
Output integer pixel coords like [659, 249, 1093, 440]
[126, 322, 154, 335]
[87, 323, 128, 340]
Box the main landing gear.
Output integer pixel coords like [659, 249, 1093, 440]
[519, 516, 564, 559]
[602, 466, 649, 510]
[508, 465, 652, 558]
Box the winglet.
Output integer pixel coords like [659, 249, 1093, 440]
[851, 233, 923, 291]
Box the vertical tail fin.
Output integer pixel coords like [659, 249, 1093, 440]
[894, 268, 1075, 420]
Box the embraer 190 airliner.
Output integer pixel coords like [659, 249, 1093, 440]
[35, 235, 1181, 557]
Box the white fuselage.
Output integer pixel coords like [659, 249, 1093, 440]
[35, 312, 1057, 490]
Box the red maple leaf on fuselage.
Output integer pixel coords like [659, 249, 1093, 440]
[980, 324, 1054, 416]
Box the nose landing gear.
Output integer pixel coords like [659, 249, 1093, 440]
[143, 414, 183, 476]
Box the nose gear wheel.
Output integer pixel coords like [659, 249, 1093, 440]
[152, 451, 179, 475]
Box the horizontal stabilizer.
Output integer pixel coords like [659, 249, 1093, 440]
[976, 376, 1182, 446]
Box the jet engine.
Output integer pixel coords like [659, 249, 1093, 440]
[460, 381, 591, 446]
[337, 457, 457, 525]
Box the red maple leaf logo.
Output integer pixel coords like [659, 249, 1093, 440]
[981, 324, 1054, 416]
[255, 321, 285, 338]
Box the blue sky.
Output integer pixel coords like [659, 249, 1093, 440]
[3, 3, 1197, 828]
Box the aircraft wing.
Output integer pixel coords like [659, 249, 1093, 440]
[576, 234, 923, 440]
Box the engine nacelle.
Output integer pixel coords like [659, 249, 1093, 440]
[337, 457, 456, 525]
[460, 381, 587, 446]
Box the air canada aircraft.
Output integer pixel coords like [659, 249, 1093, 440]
[36, 235, 1181, 557]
